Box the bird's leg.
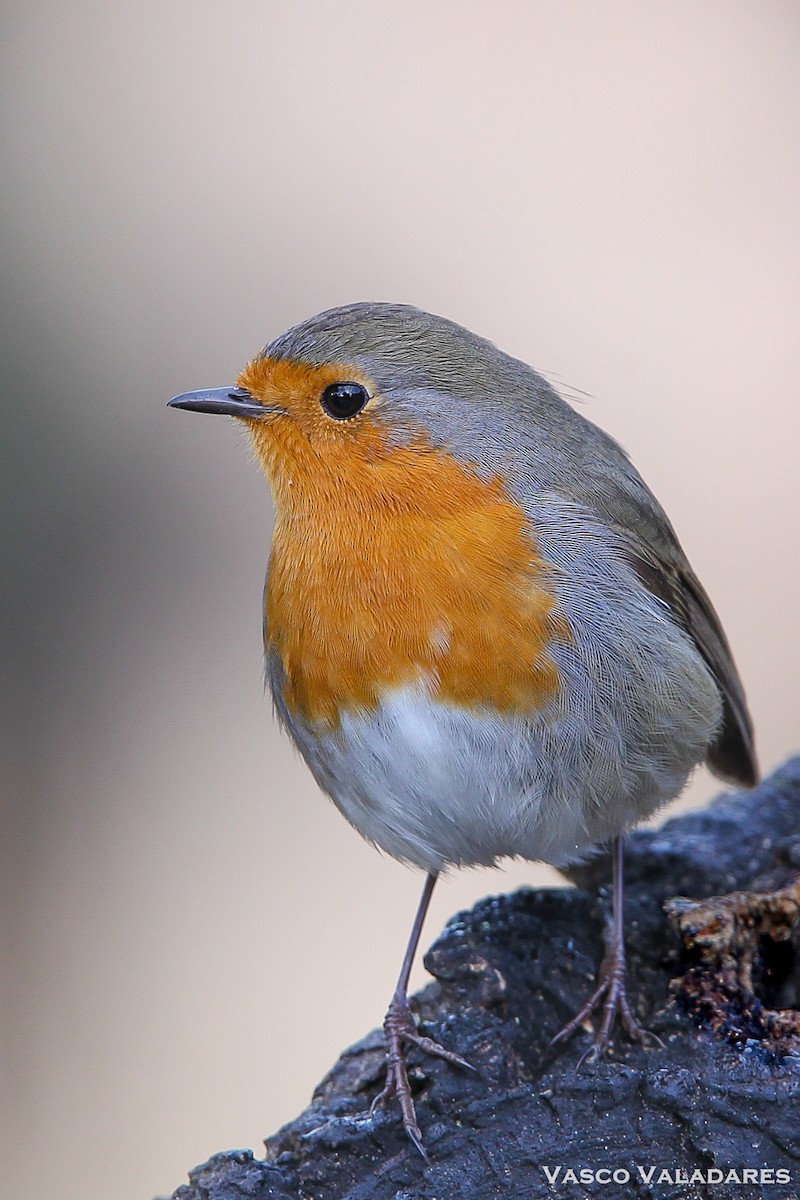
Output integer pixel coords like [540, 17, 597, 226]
[370, 870, 474, 1157]
[550, 835, 657, 1063]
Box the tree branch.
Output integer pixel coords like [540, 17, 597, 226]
[171, 758, 800, 1200]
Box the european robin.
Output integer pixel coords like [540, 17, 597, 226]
[169, 303, 757, 1155]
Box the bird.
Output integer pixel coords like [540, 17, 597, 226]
[169, 302, 757, 1155]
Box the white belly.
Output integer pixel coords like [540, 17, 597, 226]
[275, 633, 719, 873]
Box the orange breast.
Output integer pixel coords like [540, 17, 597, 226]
[239, 356, 568, 727]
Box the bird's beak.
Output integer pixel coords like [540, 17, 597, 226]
[168, 387, 283, 418]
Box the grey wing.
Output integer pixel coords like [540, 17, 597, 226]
[573, 440, 758, 788]
[620, 538, 757, 786]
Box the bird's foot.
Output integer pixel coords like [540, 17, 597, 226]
[549, 921, 662, 1065]
[370, 992, 474, 1158]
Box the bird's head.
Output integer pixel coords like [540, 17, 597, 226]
[168, 302, 556, 512]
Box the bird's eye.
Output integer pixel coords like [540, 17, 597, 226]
[321, 381, 369, 421]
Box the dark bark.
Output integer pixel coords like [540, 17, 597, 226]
[170, 759, 800, 1200]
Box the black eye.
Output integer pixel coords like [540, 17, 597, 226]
[321, 381, 369, 420]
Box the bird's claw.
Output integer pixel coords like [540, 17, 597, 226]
[550, 934, 663, 1064]
[370, 994, 473, 1157]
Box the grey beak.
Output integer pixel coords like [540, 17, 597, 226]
[168, 387, 279, 418]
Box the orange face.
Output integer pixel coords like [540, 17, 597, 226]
[236, 355, 568, 727]
[237, 355, 383, 485]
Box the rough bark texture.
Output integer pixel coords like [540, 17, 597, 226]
[171, 759, 800, 1200]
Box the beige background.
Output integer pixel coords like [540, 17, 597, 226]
[3, 3, 799, 1199]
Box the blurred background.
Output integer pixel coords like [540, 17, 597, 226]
[2, 3, 799, 1198]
